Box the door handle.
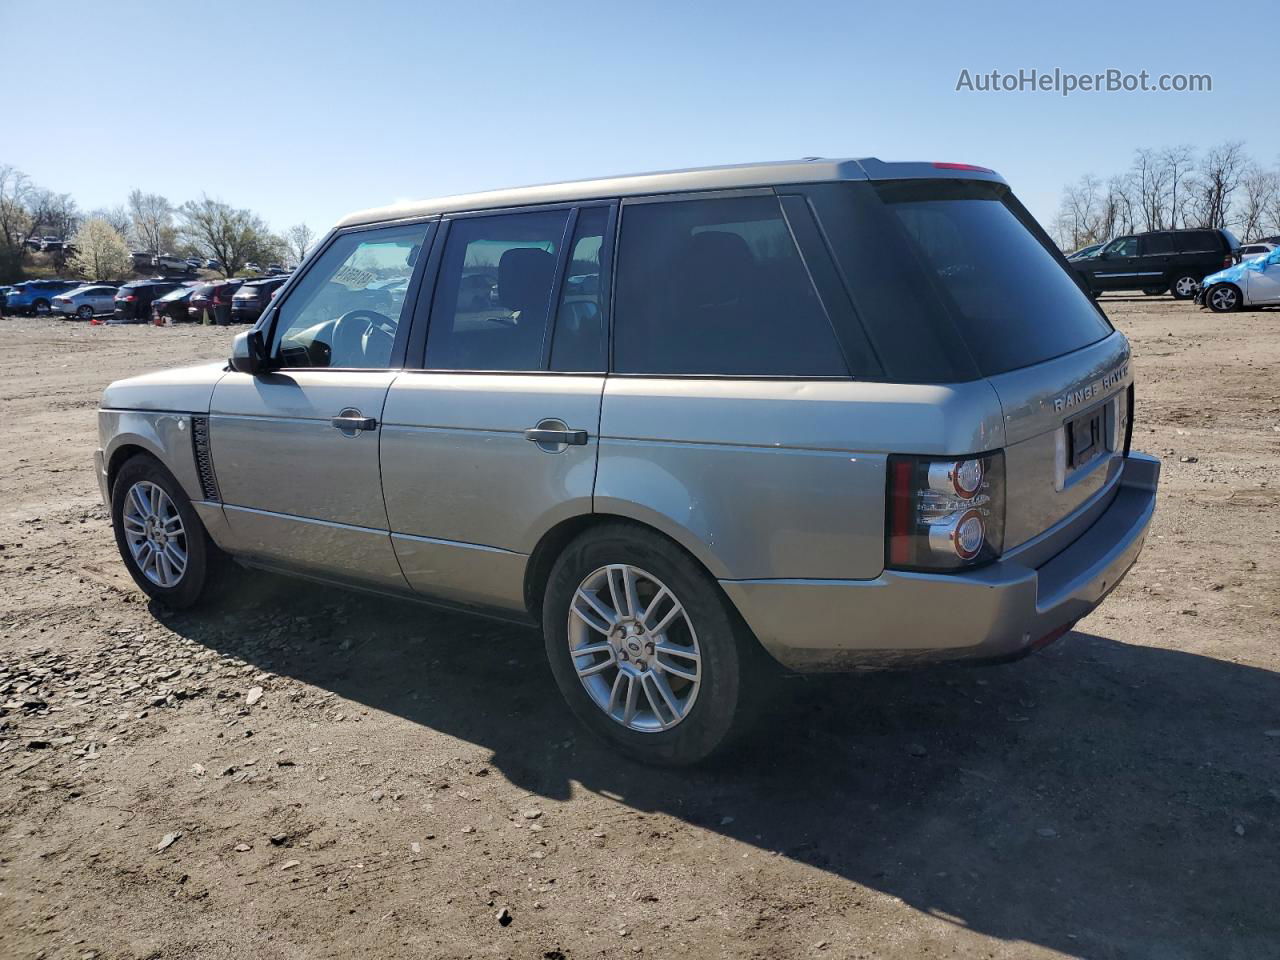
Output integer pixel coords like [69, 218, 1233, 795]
[524, 427, 588, 446]
[331, 409, 377, 432]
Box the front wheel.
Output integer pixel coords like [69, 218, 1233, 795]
[1206, 283, 1242, 313]
[1170, 273, 1200, 300]
[542, 524, 758, 765]
[111, 454, 220, 608]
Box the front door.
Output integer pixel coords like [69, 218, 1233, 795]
[379, 205, 613, 613]
[209, 220, 435, 589]
[1090, 236, 1140, 291]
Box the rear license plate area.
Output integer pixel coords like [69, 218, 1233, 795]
[1066, 405, 1105, 470]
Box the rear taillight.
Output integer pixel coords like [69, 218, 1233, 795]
[886, 451, 1005, 571]
[122, 294, 136, 302]
[1223, 256, 1232, 267]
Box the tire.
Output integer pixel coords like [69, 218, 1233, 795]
[1206, 283, 1242, 313]
[1170, 273, 1200, 300]
[32, 298, 50, 315]
[542, 522, 760, 766]
[76, 304, 93, 320]
[110, 454, 221, 609]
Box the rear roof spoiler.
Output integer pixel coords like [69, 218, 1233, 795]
[854, 158, 1008, 185]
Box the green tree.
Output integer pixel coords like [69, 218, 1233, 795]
[69, 218, 133, 281]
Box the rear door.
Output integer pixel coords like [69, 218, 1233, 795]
[208, 220, 434, 589]
[1137, 232, 1176, 288]
[379, 204, 613, 613]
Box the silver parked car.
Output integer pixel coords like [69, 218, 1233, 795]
[95, 159, 1160, 764]
[53, 284, 118, 319]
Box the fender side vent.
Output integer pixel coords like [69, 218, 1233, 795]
[191, 416, 221, 502]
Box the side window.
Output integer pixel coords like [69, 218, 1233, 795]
[1175, 231, 1216, 254]
[613, 195, 846, 376]
[550, 206, 609, 371]
[425, 211, 568, 371]
[272, 222, 429, 369]
[1140, 233, 1175, 256]
[1106, 237, 1139, 257]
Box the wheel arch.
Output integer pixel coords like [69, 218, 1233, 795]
[101, 412, 202, 503]
[523, 510, 732, 623]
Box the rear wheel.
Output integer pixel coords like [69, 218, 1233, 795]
[1206, 283, 1242, 313]
[1170, 273, 1200, 300]
[111, 454, 221, 608]
[32, 298, 50, 315]
[76, 304, 93, 320]
[542, 523, 757, 765]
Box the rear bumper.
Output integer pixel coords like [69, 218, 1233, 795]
[722, 452, 1160, 672]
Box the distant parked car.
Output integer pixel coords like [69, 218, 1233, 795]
[187, 279, 244, 323]
[111, 279, 184, 323]
[244, 261, 261, 273]
[230, 275, 287, 324]
[0, 284, 17, 309]
[1071, 228, 1240, 299]
[204, 258, 221, 270]
[151, 253, 194, 274]
[1237, 242, 1276, 261]
[4, 279, 82, 315]
[152, 285, 199, 324]
[1196, 246, 1280, 312]
[52, 284, 119, 319]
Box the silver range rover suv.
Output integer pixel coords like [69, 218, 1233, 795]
[96, 159, 1160, 765]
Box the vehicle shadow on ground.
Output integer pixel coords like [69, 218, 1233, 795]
[158, 575, 1280, 958]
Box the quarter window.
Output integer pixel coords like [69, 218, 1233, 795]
[612, 195, 846, 376]
[425, 211, 569, 371]
[272, 223, 429, 369]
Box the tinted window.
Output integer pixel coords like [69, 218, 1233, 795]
[1175, 231, 1218, 253]
[1103, 237, 1138, 257]
[272, 222, 428, 369]
[1140, 233, 1175, 256]
[425, 211, 568, 371]
[550, 206, 609, 372]
[874, 180, 1111, 376]
[613, 195, 845, 376]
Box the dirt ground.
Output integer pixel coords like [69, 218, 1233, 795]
[0, 300, 1277, 960]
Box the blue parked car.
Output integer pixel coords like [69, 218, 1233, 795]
[4, 279, 83, 315]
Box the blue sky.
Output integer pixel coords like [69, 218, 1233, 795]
[2, 0, 1274, 237]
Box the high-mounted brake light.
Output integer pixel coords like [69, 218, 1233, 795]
[932, 162, 995, 173]
[886, 452, 1005, 571]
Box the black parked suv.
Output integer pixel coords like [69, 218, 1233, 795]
[230, 275, 288, 323]
[1072, 228, 1240, 299]
[111, 279, 184, 323]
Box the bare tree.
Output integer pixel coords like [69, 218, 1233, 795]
[178, 195, 280, 278]
[1235, 166, 1277, 241]
[128, 189, 175, 255]
[1055, 175, 1105, 250]
[90, 205, 133, 236]
[1187, 141, 1248, 229]
[1103, 173, 1137, 237]
[284, 222, 317, 266]
[1132, 148, 1173, 232]
[1161, 145, 1196, 229]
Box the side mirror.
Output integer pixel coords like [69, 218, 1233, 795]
[229, 328, 268, 375]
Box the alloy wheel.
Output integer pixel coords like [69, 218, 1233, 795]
[1209, 286, 1239, 311]
[121, 480, 188, 588]
[567, 564, 702, 733]
[1174, 276, 1198, 298]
